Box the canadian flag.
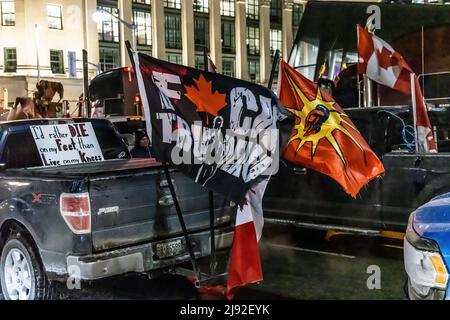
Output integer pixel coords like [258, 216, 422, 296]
[357, 25, 437, 153]
[207, 54, 218, 73]
[226, 179, 268, 299]
[205, 55, 267, 299]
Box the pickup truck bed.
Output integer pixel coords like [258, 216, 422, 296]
[0, 119, 234, 300]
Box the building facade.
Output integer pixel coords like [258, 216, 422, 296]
[0, 0, 306, 104]
[0, 0, 98, 104]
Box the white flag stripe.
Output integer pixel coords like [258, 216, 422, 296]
[235, 178, 269, 241]
[133, 51, 153, 140]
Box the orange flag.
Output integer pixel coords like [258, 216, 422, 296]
[278, 60, 385, 197]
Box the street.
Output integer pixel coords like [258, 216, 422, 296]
[5, 225, 405, 300]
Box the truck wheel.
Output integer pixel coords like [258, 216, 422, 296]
[0, 233, 48, 300]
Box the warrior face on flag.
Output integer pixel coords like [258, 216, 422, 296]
[133, 53, 292, 203]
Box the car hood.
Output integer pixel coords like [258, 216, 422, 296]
[413, 192, 450, 295]
[413, 192, 450, 238]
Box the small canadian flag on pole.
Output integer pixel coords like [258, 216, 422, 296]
[226, 179, 268, 299]
[357, 25, 437, 153]
[205, 53, 267, 299]
[410, 73, 437, 153]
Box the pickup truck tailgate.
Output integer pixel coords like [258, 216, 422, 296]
[87, 159, 232, 252]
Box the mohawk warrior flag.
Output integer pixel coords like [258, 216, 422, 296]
[131, 52, 290, 204]
[278, 60, 385, 197]
[357, 25, 437, 153]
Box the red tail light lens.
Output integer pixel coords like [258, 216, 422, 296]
[60, 193, 91, 234]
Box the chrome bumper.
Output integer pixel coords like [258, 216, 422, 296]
[66, 228, 234, 280]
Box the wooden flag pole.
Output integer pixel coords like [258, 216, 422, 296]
[126, 41, 201, 285]
[203, 46, 218, 275]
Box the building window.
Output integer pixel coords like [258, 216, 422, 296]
[194, 17, 209, 52]
[195, 55, 205, 70]
[248, 59, 260, 83]
[165, 14, 182, 49]
[221, 21, 235, 54]
[134, 10, 151, 46]
[222, 58, 235, 77]
[193, 0, 208, 13]
[3, 48, 16, 72]
[99, 47, 120, 72]
[1, 0, 15, 26]
[50, 50, 64, 74]
[246, 0, 259, 20]
[220, 0, 234, 17]
[164, 0, 181, 9]
[167, 53, 182, 65]
[47, 4, 63, 29]
[292, 4, 303, 36]
[97, 6, 120, 42]
[133, 0, 151, 4]
[247, 26, 259, 55]
[270, 29, 282, 56]
[270, 0, 282, 23]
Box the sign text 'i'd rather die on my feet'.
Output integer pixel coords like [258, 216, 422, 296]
[30, 122, 104, 167]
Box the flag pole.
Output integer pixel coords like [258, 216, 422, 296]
[357, 25, 361, 108]
[126, 41, 201, 285]
[203, 46, 218, 275]
[268, 49, 281, 90]
[410, 73, 419, 153]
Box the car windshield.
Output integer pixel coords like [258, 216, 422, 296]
[2, 123, 130, 169]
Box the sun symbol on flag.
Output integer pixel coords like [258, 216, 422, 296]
[285, 75, 364, 165]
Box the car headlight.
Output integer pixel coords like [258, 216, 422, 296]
[404, 212, 448, 297]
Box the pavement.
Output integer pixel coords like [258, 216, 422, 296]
[0, 225, 407, 300]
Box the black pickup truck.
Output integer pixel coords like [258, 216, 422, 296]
[0, 118, 233, 300]
[264, 105, 450, 234]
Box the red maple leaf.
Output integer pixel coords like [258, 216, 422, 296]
[376, 46, 395, 70]
[184, 74, 227, 117]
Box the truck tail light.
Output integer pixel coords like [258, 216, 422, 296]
[60, 193, 91, 234]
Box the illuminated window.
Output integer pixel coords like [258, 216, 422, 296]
[133, 0, 150, 4]
[220, 0, 234, 17]
[47, 4, 63, 29]
[167, 53, 182, 64]
[1, 0, 15, 26]
[97, 6, 120, 43]
[134, 10, 151, 46]
[164, 0, 181, 9]
[246, 0, 259, 20]
[193, 0, 208, 13]
[50, 49, 64, 74]
[222, 58, 235, 77]
[99, 48, 120, 72]
[270, 29, 282, 56]
[4, 48, 16, 72]
[248, 59, 260, 83]
[247, 26, 259, 55]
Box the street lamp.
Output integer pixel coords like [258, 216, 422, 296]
[93, 8, 137, 51]
[34, 24, 41, 82]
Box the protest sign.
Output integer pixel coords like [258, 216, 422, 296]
[30, 122, 104, 167]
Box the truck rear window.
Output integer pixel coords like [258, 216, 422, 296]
[2, 125, 130, 169]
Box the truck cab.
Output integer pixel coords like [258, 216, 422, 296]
[263, 2, 450, 233]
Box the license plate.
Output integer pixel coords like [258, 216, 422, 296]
[155, 239, 185, 259]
